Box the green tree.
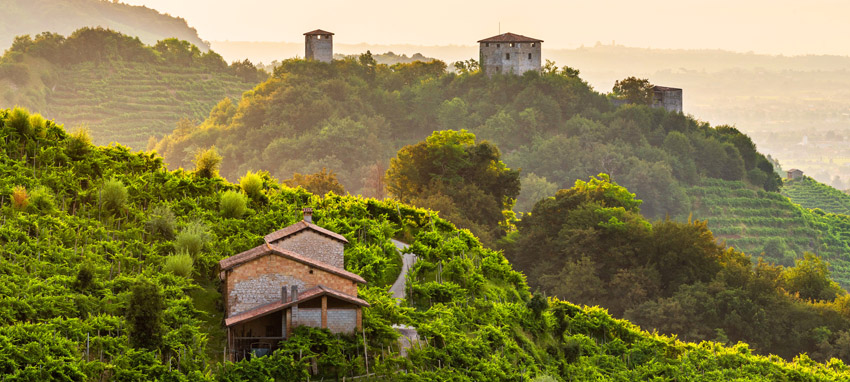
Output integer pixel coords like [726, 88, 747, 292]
[284, 168, 346, 195]
[783, 253, 844, 301]
[612, 76, 653, 105]
[386, 130, 520, 238]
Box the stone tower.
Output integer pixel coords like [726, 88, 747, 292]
[651, 86, 683, 113]
[478, 32, 543, 76]
[304, 29, 334, 63]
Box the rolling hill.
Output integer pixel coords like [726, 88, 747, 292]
[0, 28, 264, 149]
[2, 106, 850, 380]
[1, 0, 209, 51]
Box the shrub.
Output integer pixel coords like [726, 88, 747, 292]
[73, 263, 95, 291]
[145, 204, 176, 239]
[101, 178, 128, 214]
[175, 220, 211, 256]
[193, 146, 222, 178]
[28, 113, 47, 138]
[65, 127, 91, 160]
[7, 107, 31, 137]
[27, 186, 56, 213]
[220, 190, 248, 218]
[239, 171, 264, 200]
[10, 185, 28, 210]
[163, 252, 194, 277]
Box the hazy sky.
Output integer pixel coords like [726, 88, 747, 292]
[123, 0, 849, 56]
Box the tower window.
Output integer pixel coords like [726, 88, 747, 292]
[510, 43, 515, 47]
[532, 43, 536, 47]
[485, 43, 490, 47]
[506, 53, 510, 60]
[497, 44, 500, 48]
[317, 35, 322, 40]
[528, 53, 532, 59]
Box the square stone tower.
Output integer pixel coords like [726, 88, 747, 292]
[304, 29, 334, 63]
[478, 32, 543, 76]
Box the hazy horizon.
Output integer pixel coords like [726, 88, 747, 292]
[123, 0, 850, 56]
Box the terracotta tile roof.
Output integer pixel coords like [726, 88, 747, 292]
[218, 243, 366, 284]
[478, 32, 543, 43]
[304, 29, 334, 36]
[224, 285, 369, 327]
[264, 220, 349, 244]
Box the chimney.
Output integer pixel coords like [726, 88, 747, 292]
[303, 207, 313, 223]
[291, 285, 298, 302]
[281, 286, 288, 303]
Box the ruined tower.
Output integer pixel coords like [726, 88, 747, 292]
[478, 32, 543, 76]
[651, 86, 683, 113]
[304, 29, 334, 63]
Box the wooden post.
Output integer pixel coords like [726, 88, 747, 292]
[362, 329, 369, 374]
[321, 296, 328, 329]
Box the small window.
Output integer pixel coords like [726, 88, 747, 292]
[506, 53, 510, 60]
[528, 53, 532, 60]
[496, 44, 500, 48]
[510, 43, 515, 47]
[317, 35, 321, 40]
[532, 43, 536, 47]
[485, 43, 490, 47]
[309, 269, 314, 274]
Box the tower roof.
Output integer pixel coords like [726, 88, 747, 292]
[304, 29, 334, 36]
[478, 32, 543, 43]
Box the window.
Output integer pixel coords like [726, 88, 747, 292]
[485, 43, 490, 47]
[531, 43, 536, 47]
[528, 53, 532, 59]
[506, 53, 510, 60]
[510, 43, 515, 47]
[496, 44, 500, 48]
[317, 35, 321, 40]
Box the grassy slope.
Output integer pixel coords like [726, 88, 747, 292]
[782, 176, 850, 215]
[2, 108, 849, 380]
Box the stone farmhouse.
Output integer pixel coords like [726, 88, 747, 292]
[220, 208, 368, 361]
[787, 168, 804, 180]
[478, 32, 543, 76]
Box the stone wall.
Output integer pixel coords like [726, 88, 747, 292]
[479, 41, 541, 76]
[296, 308, 322, 328]
[326, 309, 357, 334]
[224, 254, 358, 317]
[654, 88, 683, 113]
[305, 35, 333, 63]
[270, 230, 345, 269]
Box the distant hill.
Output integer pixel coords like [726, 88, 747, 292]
[782, 176, 850, 215]
[0, 0, 209, 51]
[0, 28, 265, 149]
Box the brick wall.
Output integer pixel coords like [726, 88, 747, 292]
[327, 309, 357, 334]
[271, 230, 345, 269]
[225, 253, 358, 317]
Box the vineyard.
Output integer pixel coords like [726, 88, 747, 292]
[686, 178, 850, 286]
[46, 61, 254, 149]
[4, 107, 850, 380]
[782, 176, 850, 215]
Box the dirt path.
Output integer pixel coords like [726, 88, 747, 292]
[389, 239, 416, 301]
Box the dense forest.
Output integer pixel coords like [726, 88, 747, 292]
[154, 55, 780, 221]
[0, 0, 209, 51]
[3, 107, 850, 380]
[0, 28, 265, 149]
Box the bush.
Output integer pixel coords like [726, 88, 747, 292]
[193, 146, 221, 178]
[73, 263, 95, 291]
[101, 178, 128, 214]
[28, 113, 47, 138]
[65, 127, 91, 160]
[26, 186, 56, 213]
[175, 220, 211, 256]
[163, 252, 194, 277]
[145, 204, 176, 239]
[10, 185, 28, 210]
[7, 107, 31, 137]
[239, 171, 264, 200]
[220, 190, 248, 218]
